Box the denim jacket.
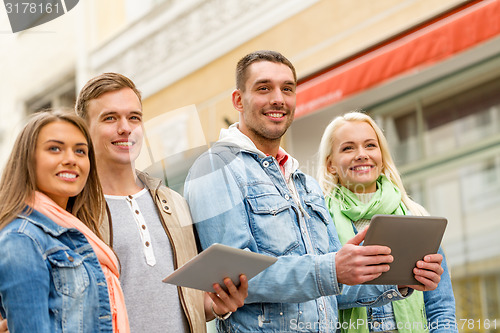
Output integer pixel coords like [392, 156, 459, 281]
[423, 247, 457, 332]
[364, 247, 457, 332]
[0, 209, 113, 332]
[184, 125, 408, 332]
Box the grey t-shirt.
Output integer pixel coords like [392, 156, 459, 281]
[106, 189, 190, 333]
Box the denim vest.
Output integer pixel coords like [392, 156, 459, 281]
[185, 144, 406, 332]
[0, 209, 113, 332]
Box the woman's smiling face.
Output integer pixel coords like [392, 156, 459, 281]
[35, 121, 90, 208]
[328, 121, 383, 193]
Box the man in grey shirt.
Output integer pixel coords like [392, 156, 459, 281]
[75, 72, 248, 332]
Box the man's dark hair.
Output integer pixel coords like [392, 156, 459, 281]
[235, 50, 297, 91]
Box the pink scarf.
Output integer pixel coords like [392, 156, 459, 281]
[32, 191, 129, 333]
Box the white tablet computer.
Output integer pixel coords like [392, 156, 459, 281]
[362, 214, 447, 285]
[163, 243, 277, 292]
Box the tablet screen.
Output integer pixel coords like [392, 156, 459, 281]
[362, 215, 447, 285]
[163, 243, 277, 292]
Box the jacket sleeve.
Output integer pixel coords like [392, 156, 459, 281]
[184, 151, 343, 303]
[424, 246, 458, 333]
[336, 284, 410, 309]
[0, 231, 51, 332]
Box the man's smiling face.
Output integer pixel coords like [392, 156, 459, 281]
[86, 88, 143, 168]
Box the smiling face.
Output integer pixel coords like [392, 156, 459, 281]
[35, 121, 90, 208]
[86, 88, 143, 169]
[233, 61, 296, 153]
[328, 121, 383, 193]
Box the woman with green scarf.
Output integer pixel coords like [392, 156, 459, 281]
[317, 111, 457, 333]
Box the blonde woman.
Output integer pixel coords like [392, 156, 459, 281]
[0, 110, 129, 332]
[317, 111, 457, 333]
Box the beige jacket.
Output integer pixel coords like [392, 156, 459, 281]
[100, 170, 206, 333]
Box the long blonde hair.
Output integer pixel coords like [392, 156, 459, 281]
[0, 110, 106, 236]
[317, 111, 427, 216]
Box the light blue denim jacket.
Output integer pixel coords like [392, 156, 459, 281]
[185, 125, 409, 332]
[0, 209, 113, 332]
[364, 246, 457, 332]
[422, 247, 458, 332]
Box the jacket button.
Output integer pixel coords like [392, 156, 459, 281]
[262, 161, 270, 167]
[68, 256, 74, 262]
[162, 199, 167, 203]
[164, 205, 169, 210]
[142, 225, 146, 230]
[145, 241, 150, 247]
[135, 210, 139, 214]
[128, 195, 133, 199]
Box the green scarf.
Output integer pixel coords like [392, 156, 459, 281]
[326, 175, 428, 333]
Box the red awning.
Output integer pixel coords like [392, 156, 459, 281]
[296, 0, 500, 118]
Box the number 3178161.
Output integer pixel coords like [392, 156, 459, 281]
[5, 2, 62, 14]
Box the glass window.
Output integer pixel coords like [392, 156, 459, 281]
[423, 77, 500, 157]
[405, 181, 425, 209]
[453, 275, 500, 332]
[409, 153, 500, 268]
[379, 108, 421, 166]
[25, 81, 76, 114]
[391, 111, 420, 165]
[485, 275, 500, 321]
[461, 156, 500, 214]
[422, 169, 465, 267]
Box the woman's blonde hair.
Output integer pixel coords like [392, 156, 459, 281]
[0, 109, 106, 236]
[317, 110, 427, 216]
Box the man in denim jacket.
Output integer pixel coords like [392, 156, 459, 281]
[184, 50, 444, 332]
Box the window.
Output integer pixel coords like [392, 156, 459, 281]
[454, 275, 500, 333]
[25, 79, 75, 114]
[384, 109, 420, 165]
[423, 78, 500, 158]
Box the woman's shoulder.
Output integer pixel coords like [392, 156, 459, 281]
[0, 217, 46, 257]
[0, 212, 69, 262]
[1, 210, 62, 240]
[1, 216, 39, 239]
[1, 214, 33, 232]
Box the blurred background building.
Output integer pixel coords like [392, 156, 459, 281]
[1, 0, 499, 331]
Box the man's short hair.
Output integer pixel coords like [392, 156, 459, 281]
[75, 72, 142, 120]
[235, 50, 297, 91]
